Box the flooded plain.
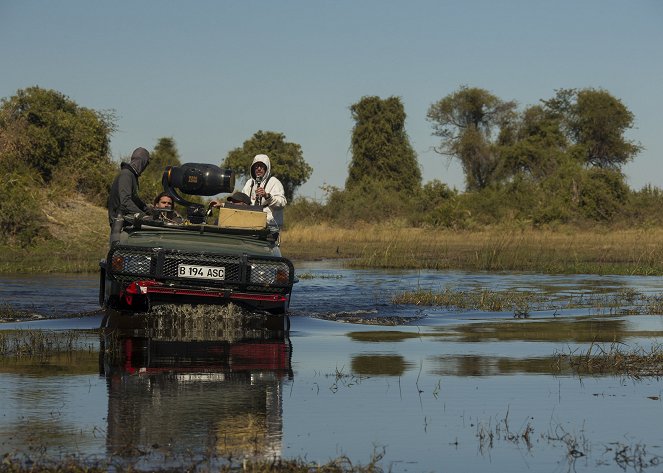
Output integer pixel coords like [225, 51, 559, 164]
[1, 261, 663, 472]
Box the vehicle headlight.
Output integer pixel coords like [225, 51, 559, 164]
[250, 262, 290, 285]
[111, 253, 152, 274]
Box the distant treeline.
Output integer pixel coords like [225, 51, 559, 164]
[0, 86, 660, 247]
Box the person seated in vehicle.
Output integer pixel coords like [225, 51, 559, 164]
[151, 192, 183, 224]
[209, 192, 251, 219]
[210, 191, 275, 229]
[225, 191, 251, 207]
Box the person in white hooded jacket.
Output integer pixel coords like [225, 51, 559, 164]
[241, 154, 287, 227]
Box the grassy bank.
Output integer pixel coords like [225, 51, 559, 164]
[3, 199, 663, 275]
[0, 196, 108, 273]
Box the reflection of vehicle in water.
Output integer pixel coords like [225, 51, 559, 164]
[99, 163, 295, 315]
[100, 309, 292, 465]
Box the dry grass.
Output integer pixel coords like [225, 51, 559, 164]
[555, 343, 663, 378]
[0, 195, 108, 272]
[282, 224, 663, 274]
[4, 201, 663, 274]
[42, 194, 108, 246]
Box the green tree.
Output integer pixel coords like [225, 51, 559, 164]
[347, 96, 421, 193]
[222, 130, 312, 201]
[138, 137, 183, 202]
[0, 86, 116, 205]
[151, 137, 182, 171]
[427, 86, 516, 191]
[0, 159, 47, 245]
[542, 88, 642, 169]
[497, 105, 569, 182]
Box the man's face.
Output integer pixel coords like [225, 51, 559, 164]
[254, 163, 267, 178]
[156, 197, 173, 209]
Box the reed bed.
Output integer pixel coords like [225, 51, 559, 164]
[3, 221, 663, 274]
[392, 287, 663, 316]
[555, 343, 663, 378]
[0, 453, 388, 473]
[0, 304, 39, 323]
[392, 288, 543, 314]
[282, 225, 663, 274]
[0, 329, 92, 357]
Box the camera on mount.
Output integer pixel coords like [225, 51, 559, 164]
[162, 163, 235, 224]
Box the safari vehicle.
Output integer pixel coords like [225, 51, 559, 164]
[99, 163, 295, 314]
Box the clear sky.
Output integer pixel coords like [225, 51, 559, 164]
[1, 1, 661, 199]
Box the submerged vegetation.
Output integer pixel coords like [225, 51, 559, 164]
[0, 329, 92, 357]
[555, 343, 663, 378]
[0, 453, 391, 473]
[391, 286, 663, 316]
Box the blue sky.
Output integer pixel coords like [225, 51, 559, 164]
[1, 1, 662, 199]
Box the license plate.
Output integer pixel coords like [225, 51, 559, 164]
[178, 264, 225, 280]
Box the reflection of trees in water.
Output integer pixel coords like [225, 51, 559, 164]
[351, 354, 414, 377]
[346, 318, 637, 378]
[429, 354, 563, 377]
[440, 318, 630, 343]
[100, 308, 291, 466]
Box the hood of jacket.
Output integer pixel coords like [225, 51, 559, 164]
[250, 154, 271, 183]
[128, 147, 151, 176]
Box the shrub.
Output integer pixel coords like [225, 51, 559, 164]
[0, 160, 48, 246]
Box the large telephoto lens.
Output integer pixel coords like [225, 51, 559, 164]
[165, 164, 235, 196]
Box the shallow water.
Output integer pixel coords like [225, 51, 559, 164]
[1, 262, 663, 472]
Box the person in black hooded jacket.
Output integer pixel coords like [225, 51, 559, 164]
[107, 147, 151, 243]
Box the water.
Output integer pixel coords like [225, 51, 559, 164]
[1, 263, 663, 472]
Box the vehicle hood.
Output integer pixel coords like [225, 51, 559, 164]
[120, 228, 281, 257]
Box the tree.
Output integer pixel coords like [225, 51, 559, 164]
[222, 130, 312, 201]
[427, 86, 516, 191]
[138, 137, 183, 202]
[0, 158, 47, 245]
[151, 137, 182, 171]
[496, 104, 569, 182]
[0, 86, 116, 205]
[346, 96, 421, 193]
[542, 88, 642, 169]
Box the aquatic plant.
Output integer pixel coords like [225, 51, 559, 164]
[392, 288, 542, 313]
[296, 272, 344, 280]
[392, 286, 663, 318]
[0, 304, 40, 323]
[0, 329, 90, 357]
[554, 342, 663, 378]
[0, 451, 390, 473]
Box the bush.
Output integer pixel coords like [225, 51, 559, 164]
[0, 160, 48, 246]
[621, 185, 663, 226]
[323, 182, 425, 225]
[284, 197, 327, 228]
[577, 168, 628, 221]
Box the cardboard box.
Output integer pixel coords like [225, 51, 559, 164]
[217, 207, 267, 229]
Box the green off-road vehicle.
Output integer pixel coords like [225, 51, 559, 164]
[99, 163, 295, 314]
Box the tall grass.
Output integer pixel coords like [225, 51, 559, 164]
[555, 343, 663, 378]
[4, 205, 663, 275]
[282, 225, 663, 275]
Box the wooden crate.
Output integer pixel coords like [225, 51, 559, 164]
[217, 207, 266, 229]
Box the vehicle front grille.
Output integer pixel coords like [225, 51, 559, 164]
[162, 253, 241, 282]
[107, 246, 293, 292]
